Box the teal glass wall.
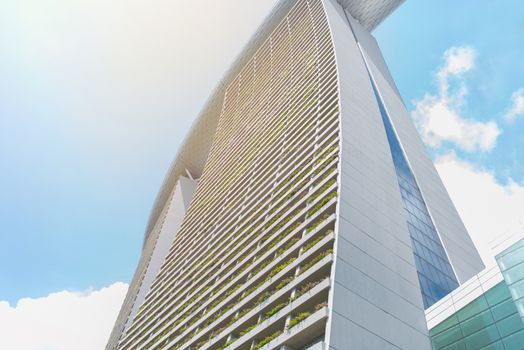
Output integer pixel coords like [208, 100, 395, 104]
[496, 238, 524, 324]
[429, 282, 524, 350]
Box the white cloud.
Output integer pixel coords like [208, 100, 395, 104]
[412, 46, 501, 152]
[0, 282, 128, 350]
[436, 46, 476, 97]
[505, 88, 524, 122]
[435, 153, 524, 264]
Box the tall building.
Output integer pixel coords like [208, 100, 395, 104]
[107, 1, 485, 349]
[426, 231, 524, 349]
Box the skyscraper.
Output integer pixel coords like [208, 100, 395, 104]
[108, 1, 485, 349]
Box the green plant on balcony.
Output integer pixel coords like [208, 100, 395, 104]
[263, 211, 283, 231]
[282, 188, 300, 204]
[316, 145, 337, 165]
[251, 258, 271, 278]
[317, 157, 337, 178]
[306, 191, 337, 218]
[297, 279, 322, 297]
[268, 256, 296, 280]
[303, 231, 332, 254]
[239, 322, 258, 337]
[276, 237, 299, 256]
[275, 276, 293, 291]
[305, 213, 330, 233]
[310, 179, 336, 202]
[300, 249, 333, 274]
[275, 165, 307, 194]
[315, 301, 328, 311]
[252, 290, 269, 306]
[283, 220, 302, 236]
[217, 336, 237, 350]
[272, 186, 289, 203]
[200, 306, 226, 330]
[225, 283, 241, 298]
[288, 311, 312, 329]
[263, 233, 282, 253]
[243, 282, 261, 299]
[195, 338, 208, 349]
[264, 302, 287, 320]
[178, 334, 190, 348]
[267, 218, 287, 237]
[252, 330, 283, 350]
[210, 324, 227, 338]
[314, 167, 336, 184]
[135, 303, 146, 317]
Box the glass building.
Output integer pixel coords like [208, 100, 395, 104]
[496, 237, 524, 325]
[107, 1, 485, 349]
[427, 234, 524, 350]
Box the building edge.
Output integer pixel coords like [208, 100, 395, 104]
[323, 1, 430, 348]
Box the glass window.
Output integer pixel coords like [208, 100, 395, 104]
[460, 309, 494, 337]
[497, 243, 524, 271]
[502, 329, 524, 349]
[515, 300, 524, 316]
[491, 299, 518, 322]
[497, 239, 524, 258]
[457, 296, 489, 322]
[501, 261, 524, 284]
[429, 282, 524, 350]
[463, 324, 500, 349]
[369, 78, 458, 309]
[432, 324, 464, 349]
[485, 283, 511, 307]
[496, 312, 523, 338]
[431, 314, 460, 336]
[477, 340, 505, 350]
[508, 279, 524, 300]
[440, 340, 467, 350]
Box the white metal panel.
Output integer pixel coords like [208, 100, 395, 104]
[323, 1, 430, 348]
[337, 0, 404, 31]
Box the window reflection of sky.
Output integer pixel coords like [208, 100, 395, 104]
[371, 81, 459, 309]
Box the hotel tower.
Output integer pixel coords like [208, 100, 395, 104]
[107, 1, 485, 349]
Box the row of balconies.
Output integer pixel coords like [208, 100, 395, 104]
[151, 98, 338, 301]
[124, 135, 339, 350]
[122, 142, 339, 347]
[218, 0, 333, 124]
[124, 189, 336, 349]
[185, 81, 338, 242]
[121, 3, 339, 349]
[143, 199, 337, 349]
[177, 58, 338, 245]
[123, 128, 334, 350]
[160, 0, 338, 282]
[185, 254, 333, 350]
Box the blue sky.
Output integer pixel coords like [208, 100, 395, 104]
[0, 1, 523, 348]
[375, 0, 524, 184]
[0, 0, 278, 306]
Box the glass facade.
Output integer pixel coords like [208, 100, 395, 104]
[429, 282, 524, 349]
[497, 238, 524, 324]
[370, 82, 459, 309]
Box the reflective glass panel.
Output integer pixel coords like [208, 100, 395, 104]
[370, 80, 459, 308]
[429, 282, 524, 350]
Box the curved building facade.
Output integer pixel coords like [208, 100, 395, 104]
[107, 1, 484, 349]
